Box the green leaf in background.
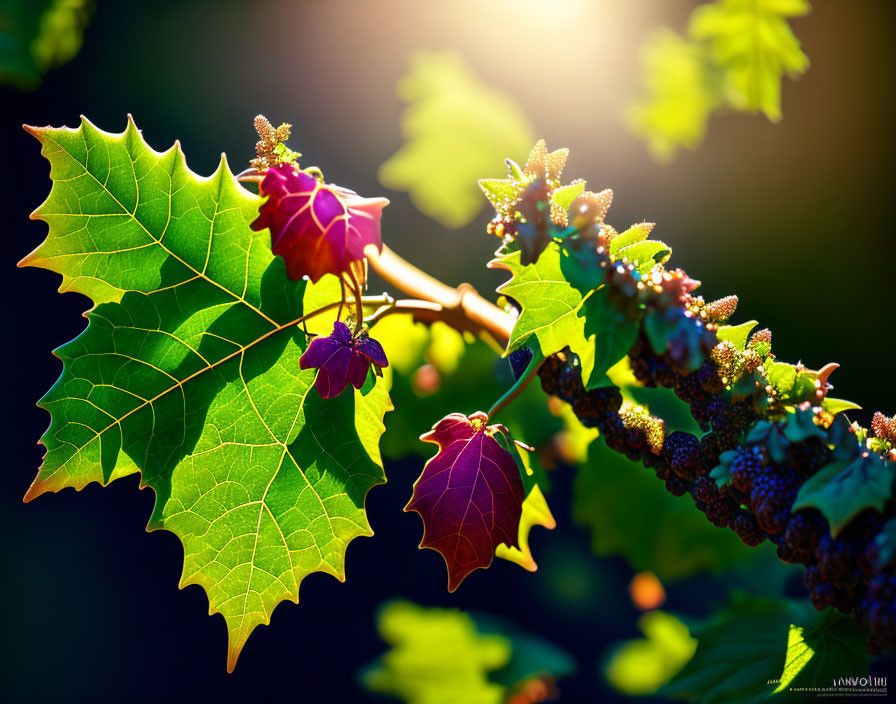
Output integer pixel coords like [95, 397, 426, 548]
[691, 0, 811, 121]
[360, 601, 511, 704]
[493, 432, 555, 572]
[378, 51, 534, 228]
[660, 596, 869, 703]
[472, 612, 576, 690]
[491, 242, 612, 390]
[792, 455, 894, 537]
[604, 610, 697, 695]
[627, 1, 810, 162]
[361, 601, 575, 704]
[22, 117, 392, 671]
[574, 436, 756, 580]
[626, 29, 722, 163]
[0, 0, 93, 89]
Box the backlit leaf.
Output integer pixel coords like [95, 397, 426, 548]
[626, 29, 722, 163]
[660, 596, 868, 703]
[691, 0, 810, 121]
[609, 222, 654, 255]
[379, 51, 534, 228]
[406, 412, 524, 591]
[22, 117, 392, 670]
[491, 241, 608, 389]
[822, 397, 862, 416]
[716, 320, 758, 351]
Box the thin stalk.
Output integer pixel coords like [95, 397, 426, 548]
[365, 245, 514, 346]
[486, 349, 545, 422]
[364, 299, 442, 326]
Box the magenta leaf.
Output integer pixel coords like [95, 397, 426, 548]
[251, 163, 389, 282]
[406, 411, 525, 591]
[299, 321, 388, 399]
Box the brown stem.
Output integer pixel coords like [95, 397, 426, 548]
[365, 245, 514, 346]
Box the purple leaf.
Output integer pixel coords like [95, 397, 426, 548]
[299, 321, 388, 398]
[251, 163, 389, 282]
[406, 411, 524, 591]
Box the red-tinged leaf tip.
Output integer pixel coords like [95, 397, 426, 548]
[406, 411, 525, 591]
[251, 163, 388, 282]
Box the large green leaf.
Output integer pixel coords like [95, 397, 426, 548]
[22, 117, 392, 670]
[660, 597, 869, 703]
[491, 241, 620, 390]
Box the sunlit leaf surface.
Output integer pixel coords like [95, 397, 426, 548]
[22, 117, 392, 670]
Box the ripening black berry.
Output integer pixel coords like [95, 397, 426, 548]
[538, 356, 564, 395]
[784, 510, 826, 562]
[731, 509, 765, 546]
[508, 347, 534, 381]
[729, 446, 764, 494]
[573, 387, 623, 420]
[557, 365, 584, 404]
[693, 476, 722, 504]
[705, 497, 737, 527]
[665, 474, 691, 496]
[662, 431, 702, 481]
[700, 432, 720, 465]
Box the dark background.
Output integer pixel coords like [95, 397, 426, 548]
[3, 1, 895, 701]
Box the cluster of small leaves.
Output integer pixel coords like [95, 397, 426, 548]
[628, 0, 811, 162]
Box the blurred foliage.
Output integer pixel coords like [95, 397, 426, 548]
[604, 610, 696, 696]
[626, 30, 722, 166]
[361, 601, 510, 704]
[472, 612, 576, 693]
[379, 51, 534, 228]
[573, 425, 757, 582]
[628, 0, 810, 162]
[692, 0, 811, 121]
[660, 595, 870, 703]
[361, 601, 574, 704]
[0, 0, 93, 89]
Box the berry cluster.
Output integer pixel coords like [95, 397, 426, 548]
[536, 323, 896, 654]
